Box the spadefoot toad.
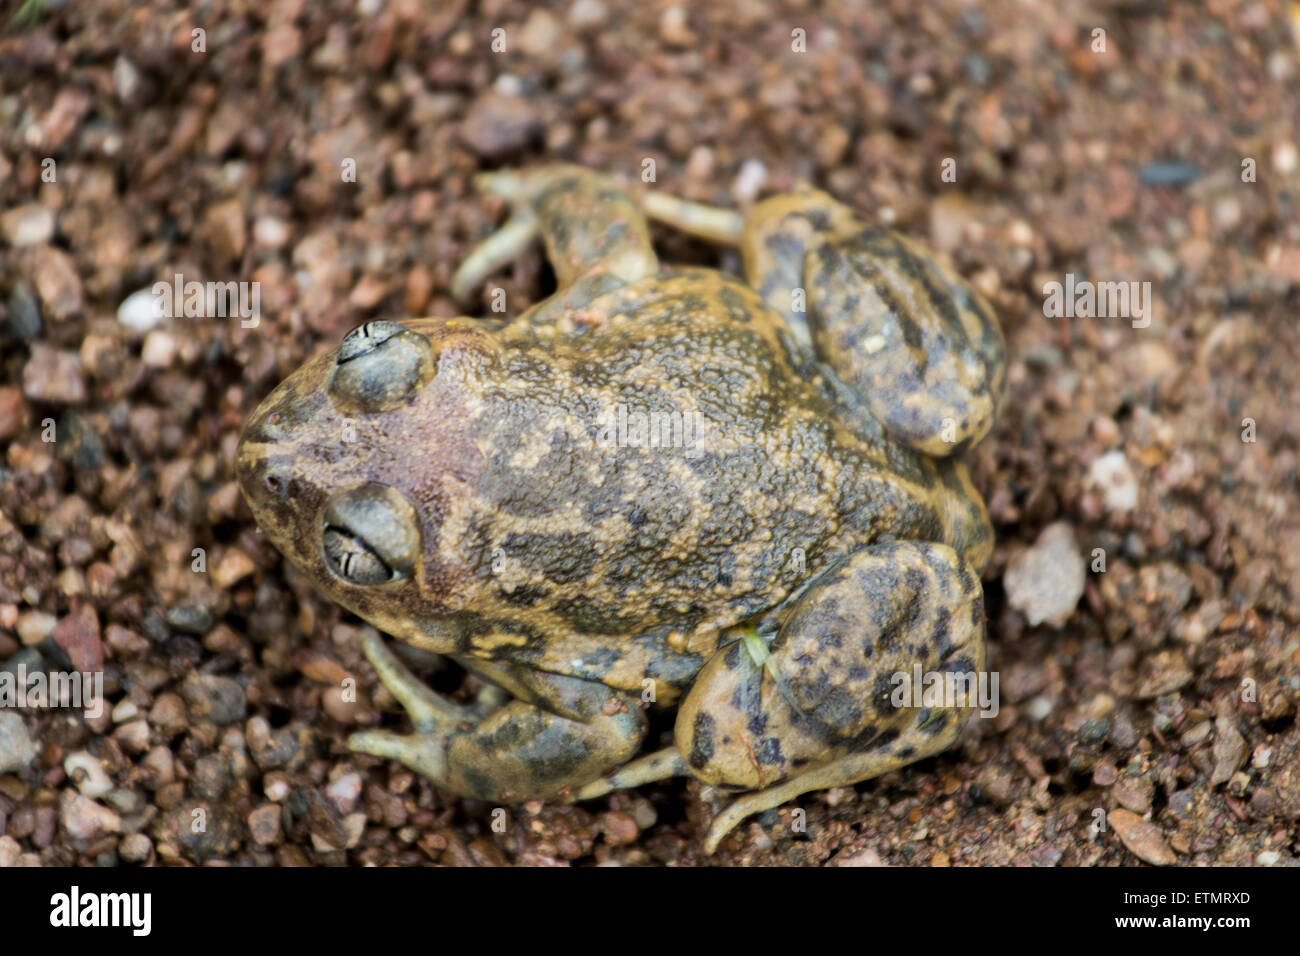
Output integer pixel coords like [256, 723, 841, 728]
[236, 165, 1004, 853]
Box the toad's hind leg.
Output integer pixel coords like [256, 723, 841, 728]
[641, 187, 857, 349]
[645, 187, 1005, 457]
[451, 166, 658, 315]
[673, 539, 989, 854]
[348, 630, 647, 802]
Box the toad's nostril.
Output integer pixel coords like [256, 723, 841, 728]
[264, 472, 287, 498]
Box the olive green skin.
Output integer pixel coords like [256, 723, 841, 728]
[236, 165, 1002, 852]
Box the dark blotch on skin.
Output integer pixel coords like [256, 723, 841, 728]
[500, 584, 551, 607]
[755, 736, 785, 767]
[688, 711, 717, 770]
[932, 606, 953, 657]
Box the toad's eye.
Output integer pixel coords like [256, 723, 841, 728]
[321, 483, 420, 586]
[330, 321, 436, 412]
[322, 527, 392, 585]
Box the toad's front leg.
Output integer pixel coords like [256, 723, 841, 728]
[451, 165, 659, 320]
[348, 630, 647, 802]
[677, 539, 989, 854]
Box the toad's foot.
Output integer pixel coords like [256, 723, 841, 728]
[348, 629, 646, 802]
[698, 724, 968, 854]
[449, 209, 539, 305]
[575, 746, 691, 799]
[640, 191, 744, 244]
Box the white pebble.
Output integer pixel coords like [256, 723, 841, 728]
[326, 772, 363, 814]
[64, 751, 114, 799]
[1004, 522, 1085, 627]
[265, 777, 291, 802]
[253, 216, 290, 249]
[1088, 450, 1139, 512]
[568, 0, 607, 29]
[141, 330, 177, 368]
[117, 287, 164, 333]
[731, 159, 768, 205]
[0, 835, 20, 867]
[110, 699, 140, 723]
[0, 204, 55, 247]
[112, 56, 141, 101]
[494, 74, 523, 98]
[1273, 141, 1298, 175]
[1028, 695, 1055, 721]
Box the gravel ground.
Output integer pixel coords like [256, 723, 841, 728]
[1, 0, 1298, 867]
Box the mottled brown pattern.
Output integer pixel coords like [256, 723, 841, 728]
[236, 165, 1004, 852]
[729, 189, 1006, 458]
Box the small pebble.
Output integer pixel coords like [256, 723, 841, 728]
[191, 753, 232, 800]
[253, 216, 290, 249]
[1273, 141, 1298, 175]
[29, 245, 83, 320]
[326, 772, 363, 814]
[1027, 695, 1054, 721]
[60, 791, 122, 840]
[22, 344, 87, 403]
[568, 0, 607, 30]
[17, 611, 56, 645]
[1088, 450, 1139, 512]
[731, 159, 768, 205]
[601, 810, 639, 846]
[517, 9, 562, 56]
[119, 833, 153, 863]
[830, 845, 887, 866]
[5, 282, 43, 340]
[0, 712, 37, 773]
[114, 720, 151, 753]
[1, 204, 56, 246]
[685, 145, 714, 181]
[165, 604, 215, 636]
[1004, 522, 1085, 627]
[180, 673, 247, 725]
[117, 287, 164, 333]
[148, 693, 188, 734]
[141, 330, 178, 368]
[0, 835, 21, 867]
[63, 751, 114, 798]
[1108, 808, 1177, 865]
[1137, 161, 1201, 187]
[658, 6, 695, 47]
[110, 700, 139, 723]
[112, 56, 142, 101]
[51, 604, 102, 672]
[1210, 716, 1248, 787]
[248, 804, 283, 846]
[264, 775, 291, 802]
[247, 716, 299, 768]
[459, 93, 542, 159]
[140, 746, 174, 787]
